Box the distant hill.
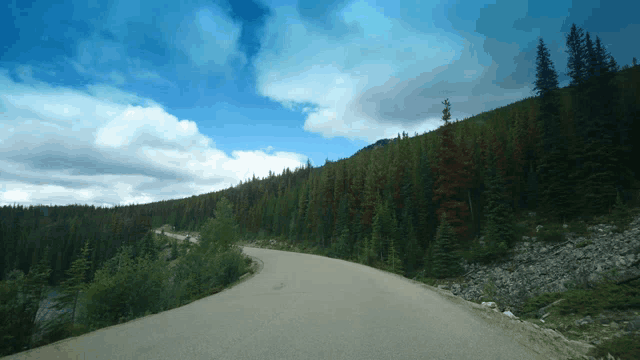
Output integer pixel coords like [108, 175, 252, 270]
[351, 137, 398, 158]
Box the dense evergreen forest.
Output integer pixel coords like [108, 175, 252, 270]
[1, 24, 639, 353]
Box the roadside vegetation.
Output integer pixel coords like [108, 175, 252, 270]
[0, 197, 253, 358]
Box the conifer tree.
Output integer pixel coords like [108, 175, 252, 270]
[480, 145, 517, 263]
[565, 23, 587, 88]
[385, 237, 404, 275]
[533, 37, 573, 223]
[418, 152, 437, 251]
[371, 199, 385, 262]
[51, 241, 92, 327]
[402, 195, 420, 276]
[569, 34, 625, 217]
[582, 32, 597, 84]
[430, 212, 464, 279]
[432, 99, 472, 246]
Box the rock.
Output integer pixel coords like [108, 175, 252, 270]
[451, 213, 640, 317]
[443, 212, 640, 348]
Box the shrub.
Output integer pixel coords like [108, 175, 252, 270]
[82, 246, 170, 329]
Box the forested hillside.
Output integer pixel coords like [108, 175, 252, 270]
[2, 23, 640, 286]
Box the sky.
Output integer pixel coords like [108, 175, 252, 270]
[1, 0, 638, 209]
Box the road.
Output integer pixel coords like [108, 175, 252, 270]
[153, 229, 199, 244]
[5, 238, 591, 360]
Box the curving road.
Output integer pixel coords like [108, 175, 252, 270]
[4, 244, 589, 360]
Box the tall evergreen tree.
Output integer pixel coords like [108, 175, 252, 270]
[418, 152, 437, 251]
[564, 23, 587, 88]
[385, 237, 404, 275]
[432, 99, 472, 246]
[51, 241, 92, 328]
[479, 142, 517, 263]
[534, 37, 573, 223]
[430, 212, 465, 279]
[570, 41, 624, 217]
[582, 32, 597, 84]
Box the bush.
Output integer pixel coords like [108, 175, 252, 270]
[82, 246, 170, 329]
[212, 248, 247, 286]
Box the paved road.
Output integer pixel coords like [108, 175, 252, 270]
[5, 246, 571, 360]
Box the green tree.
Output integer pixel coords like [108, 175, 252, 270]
[564, 23, 587, 88]
[478, 145, 517, 263]
[0, 247, 53, 354]
[83, 245, 169, 329]
[534, 37, 572, 223]
[199, 197, 239, 256]
[432, 99, 472, 247]
[430, 212, 465, 279]
[50, 241, 92, 328]
[385, 237, 404, 275]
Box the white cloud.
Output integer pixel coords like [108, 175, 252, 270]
[0, 72, 307, 207]
[254, 2, 462, 143]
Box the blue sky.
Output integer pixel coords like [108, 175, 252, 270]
[1, 0, 638, 208]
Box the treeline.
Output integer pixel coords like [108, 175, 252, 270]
[0, 204, 155, 285]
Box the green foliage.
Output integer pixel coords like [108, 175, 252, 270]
[385, 237, 404, 275]
[170, 239, 179, 260]
[0, 248, 53, 356]
[475, 149, 517, 264]
[358, 236, 377, 266]
[199, 197, 240, 256]
[135, 231, 159, 261]
[0, 270, 33, 356]
[403, 215, 420, 277]
[50, 241, 91, 329]
[430, 212, 465, 279]
[329, 227, 350, 259]
[82, 245, 170, 329]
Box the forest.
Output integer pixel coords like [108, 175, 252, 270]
[1, 23, 639, 357]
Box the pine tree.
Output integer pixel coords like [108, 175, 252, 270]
[385, 237, 404, 275]
[51, 241, 92, 327]
[633, 57, 638, 67]
[18, 246, 53, 349]
[418, 152, 437, 251]
[565, 23, 587, 88]
[432, 99, 472, 246]
[534, 37, 573, 223]
[582, 32, 597, 84]
[533, 37, 560, 99]
[402, 197, 420, 277]
[569, 34, 625, 217]
[371, 198, 385, 262]
[430, 212, 464, 279]
[480, 146, 517, 263]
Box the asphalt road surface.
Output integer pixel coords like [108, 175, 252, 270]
[4, 245, 586, 360]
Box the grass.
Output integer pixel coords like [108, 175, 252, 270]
[237, 205, 640, 360]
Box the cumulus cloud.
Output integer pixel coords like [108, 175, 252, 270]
[0, 71, 307, 208]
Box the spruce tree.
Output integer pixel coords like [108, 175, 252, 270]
[51, 241, 92, 327]
[418, 151, 437, 252]
[582, 32, 597, 84]
[533, 37, 573, 223]
[431, 212, 464, 279]
[565, 23, 587, 88]
[480, 148, 517, 263]
[385, 237, 404, 275]
[571, 35, 624, 217]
